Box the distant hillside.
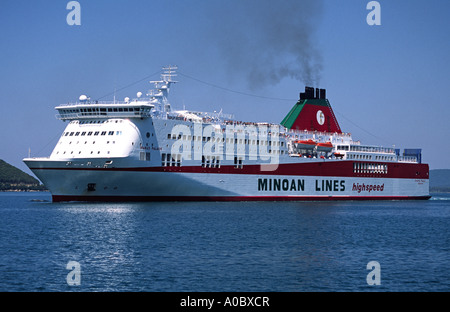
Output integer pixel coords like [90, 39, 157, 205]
[430, 169, 450, 193]
[0, 159, 46, 191]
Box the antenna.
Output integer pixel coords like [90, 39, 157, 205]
[161, 65, 178, 82]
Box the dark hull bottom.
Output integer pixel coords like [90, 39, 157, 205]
[52, 195, 432, 203]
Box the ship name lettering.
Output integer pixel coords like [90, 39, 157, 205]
[258, 178, 304, 192]
[352, 183, 384, 193]
[315, 179, 346, 192]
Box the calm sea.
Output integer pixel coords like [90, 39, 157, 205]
[0, 192, 448, 292]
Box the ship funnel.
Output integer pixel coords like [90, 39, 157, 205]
[281, 86, 341, 133]
[299, 86, 326, 100]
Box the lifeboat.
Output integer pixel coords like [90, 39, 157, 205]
[294, 139, 316, 150]
[316, 141, 333, 152]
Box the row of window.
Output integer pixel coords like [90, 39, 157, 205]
[63, 130, 123, 137]
[59, 140, 116, 145]
[71, 120, 124, 124]
[347, 154, 395, 161]
[353, 162, 388, 174]
[56, 150, 112, 155]
[61, 107, 144, 114]
[338, 145, 396, 154]
[350, 145, 395, 153]
[160, 153, 246, 169]
[161, 153, 182, 167]
[167, 133, 285, 147]
[202, 156, 221, 168]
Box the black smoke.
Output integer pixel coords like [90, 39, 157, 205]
[210, 0, 324, 89]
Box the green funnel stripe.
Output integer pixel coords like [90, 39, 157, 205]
[281, 100, 305, 129]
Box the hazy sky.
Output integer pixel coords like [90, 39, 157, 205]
[1, 0, 449, 173]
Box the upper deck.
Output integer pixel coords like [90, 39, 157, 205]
[55, 101, 154, 120]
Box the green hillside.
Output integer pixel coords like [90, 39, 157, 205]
[430, 169, 450, 193]
[0, 159, 46, 191]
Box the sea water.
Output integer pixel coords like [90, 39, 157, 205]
[0, 192, 448, 292]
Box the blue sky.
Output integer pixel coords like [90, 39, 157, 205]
[1, 0, 449, 173]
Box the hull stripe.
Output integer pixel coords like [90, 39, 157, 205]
[52, 195, 432, 202]
[29, 161, 430, 180]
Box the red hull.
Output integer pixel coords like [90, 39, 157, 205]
[30, 161, 430, 180]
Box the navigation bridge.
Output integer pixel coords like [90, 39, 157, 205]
[56, 100, 154, 121]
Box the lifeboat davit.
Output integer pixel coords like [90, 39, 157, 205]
[295, 139, 317, 149]
[316, 142, 333, 152]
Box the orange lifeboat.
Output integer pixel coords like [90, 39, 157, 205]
[316, 141, 333, 152]
[295, 139, 317, 150]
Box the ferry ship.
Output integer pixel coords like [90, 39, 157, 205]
[23, 66, 430, 202]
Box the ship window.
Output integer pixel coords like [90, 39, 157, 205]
[202, 156, 206, 168]
[172, 154, 176, 167]
[234, 156, 244, 169]
[101, 131, 106, 136]
[109, 131, 114, 135]
[69, 132, 74, 136]
[94, 131, 99, 136]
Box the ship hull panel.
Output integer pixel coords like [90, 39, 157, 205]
[26, 161, 430, 202]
